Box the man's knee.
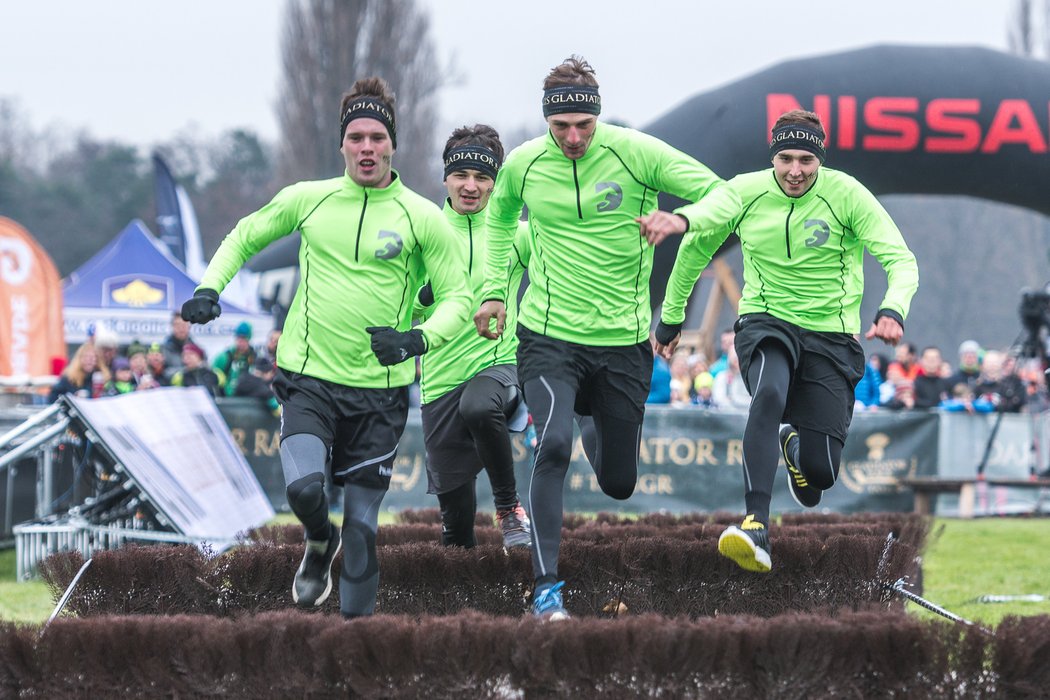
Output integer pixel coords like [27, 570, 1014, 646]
[596, 453, 638, 500]
[535, 428, 574, 468]
[340, 517, 379, 583]
[286, 472, 326, 513]
[599, 472, 636, 500]
[459, 394, 501, 431]
[798, 441, 840, 491]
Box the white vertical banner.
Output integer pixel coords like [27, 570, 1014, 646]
[68, 387, 274, 540]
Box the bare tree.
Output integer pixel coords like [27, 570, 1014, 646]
[274, 0, 445, 198]
[1009, 0, 1050, 59]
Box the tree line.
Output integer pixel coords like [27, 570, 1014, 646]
[0, 0, 446, 277]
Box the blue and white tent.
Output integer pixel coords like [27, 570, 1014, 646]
[62, 219, 272, 356]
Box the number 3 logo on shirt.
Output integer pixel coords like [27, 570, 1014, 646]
[804, 219, 831, 248]
[595, 182, 623, 212]
[375, 230, 404, 259]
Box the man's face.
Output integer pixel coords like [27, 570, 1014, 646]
[547, 113, 597, 160]
[172, 316, 190, 340]
[130, 354, 147, 373]
[445, 169, 494, 215]
[772, 149, 821, 197]
[920, 349, 942, 375]
[235, 337, 251, 353]
[342, 118, 394, 188]
[182, 349, 202, 369]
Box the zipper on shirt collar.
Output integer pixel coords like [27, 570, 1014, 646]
[572, 160, 583, 219]
[354, 191, 369, 262]
[784, 202, 794, 260]
[467, 216, 474, 274]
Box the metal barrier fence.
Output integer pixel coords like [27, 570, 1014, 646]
[13, 519, 238, 581]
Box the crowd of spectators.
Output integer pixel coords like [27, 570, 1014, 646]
[47, 314, 282, 414]
[44, 317, 1050, 418]
[647, 330, 1050, 415]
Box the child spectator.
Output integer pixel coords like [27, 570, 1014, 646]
[693, 372, 715, 408]
[104, 357, 137, 395]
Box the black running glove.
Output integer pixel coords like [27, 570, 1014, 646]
[366, 327, 427, 366]
[180, 288, 222, 324]
[654, 319, 682, 345]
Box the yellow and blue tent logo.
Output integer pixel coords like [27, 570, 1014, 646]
[103, 275, 173, 309]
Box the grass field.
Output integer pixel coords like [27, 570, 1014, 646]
[909, 517, 1050, 625]
[1, 516, 1047, 626]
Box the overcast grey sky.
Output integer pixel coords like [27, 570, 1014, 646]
[0, 1, 1016, 147]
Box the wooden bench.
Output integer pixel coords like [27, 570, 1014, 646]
[899, 476, 1050, 518]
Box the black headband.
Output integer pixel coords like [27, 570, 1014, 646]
[443, 145, 500, 180]
[542, 85, 602, 117]
[340, 97, 397, 148]
[769, 124, 826, 163]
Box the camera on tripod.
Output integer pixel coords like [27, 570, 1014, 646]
[1018, 284, 1050, 362]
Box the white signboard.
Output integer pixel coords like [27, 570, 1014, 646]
[67, 386, 274, 540]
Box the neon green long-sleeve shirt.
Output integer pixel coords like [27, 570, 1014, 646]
[198, 172, 470, 388]
[416, 202, 530, 404]
[663, 168, 919, 333]
[482, 122, 741, 346]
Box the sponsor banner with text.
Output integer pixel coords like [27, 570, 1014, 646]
[217, 403, 939, 515]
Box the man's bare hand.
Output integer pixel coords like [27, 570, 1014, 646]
[654, 333, 681, 360]
[864, 316, 904, 345]
[474, 300, 507, 340]
[636, 211, 687, 246]
[652, 319, 683, 360]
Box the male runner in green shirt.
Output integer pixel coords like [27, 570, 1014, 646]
[416, 124, 532, 551]
[656, 109, 919, 573]
[474, 56, 742, 619]
[181, 77, 470, 616]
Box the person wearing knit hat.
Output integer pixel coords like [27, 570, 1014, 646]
[179, 75, 471, 619]
[212, 322, 257, 398]
[171, 342, 223, 398]
[656, 108, 918, 575]
[948, 339, 983, 393]
[145, 342, 171, 387]
[91, 324, 120, 373]
[104, 356, 136, 395]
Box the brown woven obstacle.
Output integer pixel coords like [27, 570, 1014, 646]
[40, 514, 926, 618]
[252, 510, 928, 548]
[3, 611, 1048, 699]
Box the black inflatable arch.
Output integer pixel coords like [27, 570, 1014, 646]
[648, 44, 1050, 308]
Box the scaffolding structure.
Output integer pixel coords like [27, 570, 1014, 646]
[0, 396, 240, 580]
